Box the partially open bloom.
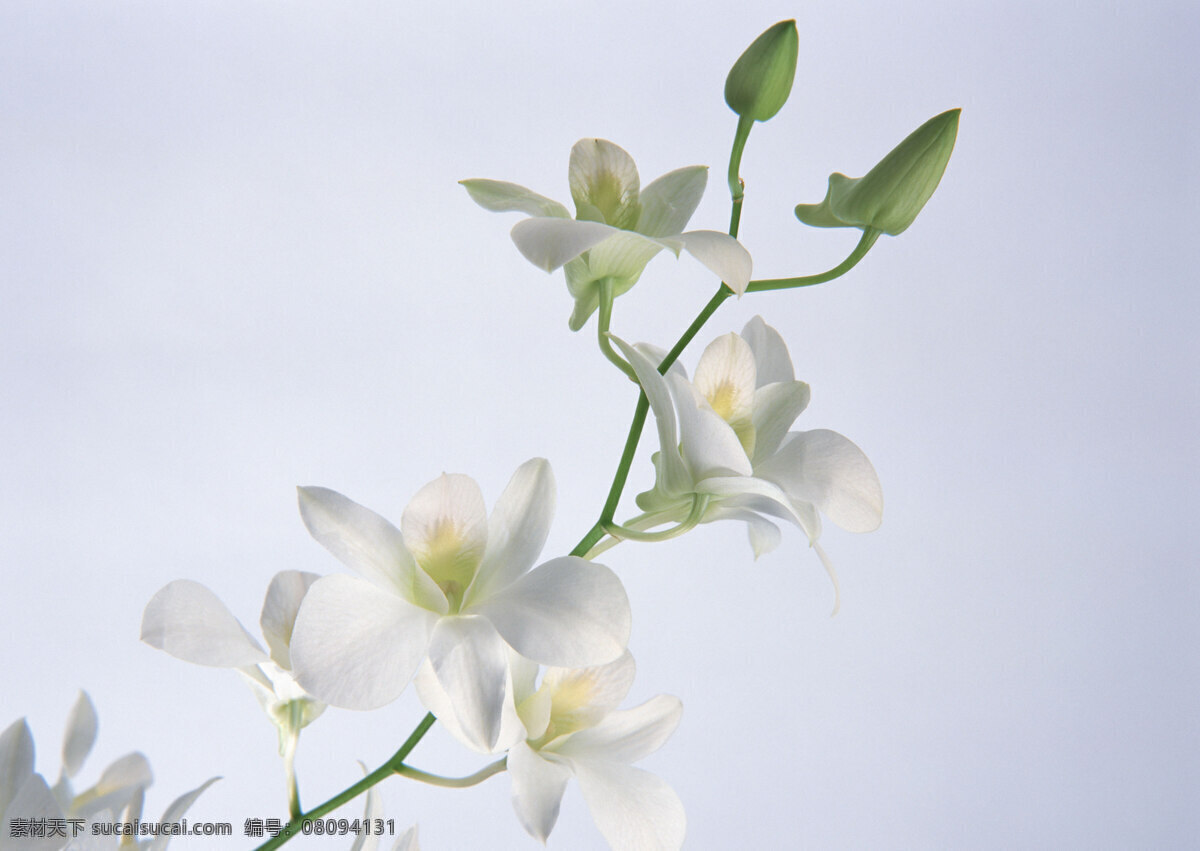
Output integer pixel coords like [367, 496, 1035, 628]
[463, 138, 752, 330]
[612, 317, 883, 611]
[420, 651, 685, 850]
[290, 458, 632, 752]
[141, 571, 327, 748]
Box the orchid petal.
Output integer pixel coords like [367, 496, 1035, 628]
[3, 774, 64, 850]
[741, 316, 795, 384]
[0, 719, 35, 818]
[471, 458, 555, 604]
[60, 691, 97, 780]
[459, 179, 570, 219]
[610, 336, 692, 497]
[508, 741, 571, 844]
[571, 759, 686, 851]
[706, 505, 784, 558]
[297, 487, 423, 601]
[555, 694, 682, 765]
[637, 166, 708, 237]
[568, 138, 641, 229]
[758, 430, 883, 532]
[679, 230, 752, 294]
[402, 473, 488, 607]
[392, 825, 420, 851]
[290, 575, 437, 709]
[695, 475, 807, 529]
[667, 374, 753, 479]
[540, 651, 637, 738]
[415, 656, 525, 754]
[140, 580, 267, 668]
[349, 762, 383, 851]
[474, 557, 630, 668]
[750, 380, 810, 464]
[71, 752, 153, 819]
[511, 217, 616, 272]
[582, 229, 673, 280]
[259, 570, 321, 670]
[693, 332, 758, 448]
[426, 616, 510, 752]
[144, 777, 220, 851]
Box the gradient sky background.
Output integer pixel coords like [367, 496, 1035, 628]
[2, 2, 1197, 848]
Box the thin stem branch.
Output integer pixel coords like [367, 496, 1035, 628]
[597, 278, 637, 381]
[747, 228, 880, 292]
[394, 759, 507, 789]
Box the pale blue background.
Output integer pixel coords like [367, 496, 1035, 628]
[2, 2, 1197, 848]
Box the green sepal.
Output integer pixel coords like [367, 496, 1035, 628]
[795, 108, 961, 235]
[724, 20, 799, 123]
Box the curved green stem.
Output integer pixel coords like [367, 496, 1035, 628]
[394, 758, 507, 789]
[602, 495, 709, 542]
[597, 278, 637, 382]
[747, 228, 880, 292]
[253, 713, 436, 851]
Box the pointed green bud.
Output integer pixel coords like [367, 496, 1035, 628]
[725, 20, 799, 123]
[795, 108, 961, 236]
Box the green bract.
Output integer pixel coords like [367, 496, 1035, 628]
[794, 108, 961, 236]
[724, 20, 799, 122]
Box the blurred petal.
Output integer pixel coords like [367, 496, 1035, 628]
[144, 777, 220, 851]
[297, 487, 426, 601]
[472, 458, 555, 604]
[140, 580, 267, 668]
[349, 762, 383, 851]
[3, 774, 65, 850]
[556, 694, 682, 764]
[511, 217, 615, 272]
[259, 570, 321, 670]
[750, 380, 810, 464]
[392, 825, 420, 851]
[475, 558, 630, 668]
[426, 616, 510, 752]
[60, 691, 98, 780]
[0, 719, 35, 818]
[610, 337, 691, 496]
[572, 759, 686, 851]
[290, 575, 437, 709]
[741, 316, 795, 384]
[637, 166, 707, 237]
[569, 138, 641, 229]
[679, 230, 752, 294]
[758, 430, 883, 532]
[508, 741, 571, 843]
[459, 179, 570, 218]
[71, 752, 153, 819]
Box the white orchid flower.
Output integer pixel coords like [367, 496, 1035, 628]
[289, 458, 632, 753]
[421, 651, 684, 850]
[462, 138, 752, 330]
[610, 316, 883, 612]
[141, 571, 327, 745]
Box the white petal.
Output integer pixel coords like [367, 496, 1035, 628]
[541, 651, 636, 736]
[585, 227, 677, 278]
[297, 487, 431, 603]
[679, 230, 753, 294]
[556, 694, 682, 765]
[693, 332, 758, 426]
[259, 570, 321, 670]
[750, 381, 810, 464]
[609, 336, 692, 497]
[290, 575, 437, 709]
[572, 759, 686, 851]
[507, 741, 571, 844]
[473, 557, 630, 668]
[71, 752, 153, 819]
[143, 777, 220, 851]
[758, 430, 883, 532]
[695, 475, 808, 530]
[637, 166, 708, 237]
[741, 316, 795, 384]
[60, 691, 98, 780]
[568, 138, 641, 229]
[140, 580, 267, 668]
[510, 217, 616, 272]
[459, 179, 570, 218]
[401, 473, 488, 604]
[392, 825, 419, 851]
[471, 458, 555, 605]
[0, 719, 35, 818]
[706, 506, 784, 558]
[426, 616, 511, 752]
[666, 374, 753, 479]
[3, 774, 65, 850]
[414, 658, 523, 754]
[349, 762, 383, 851]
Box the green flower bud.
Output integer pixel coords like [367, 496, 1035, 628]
[795, 108, 961, 236]
[725, 20, 799, 123]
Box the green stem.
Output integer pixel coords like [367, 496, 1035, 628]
[597, 278, 637, 381]
[727, 114, 753, 201]
[394, 758, 507, 789]
[602, 495, 709, 542]
[282, 716, 301, 820]
[747, 228, 879, 292]
[253, 713, 436, 851]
